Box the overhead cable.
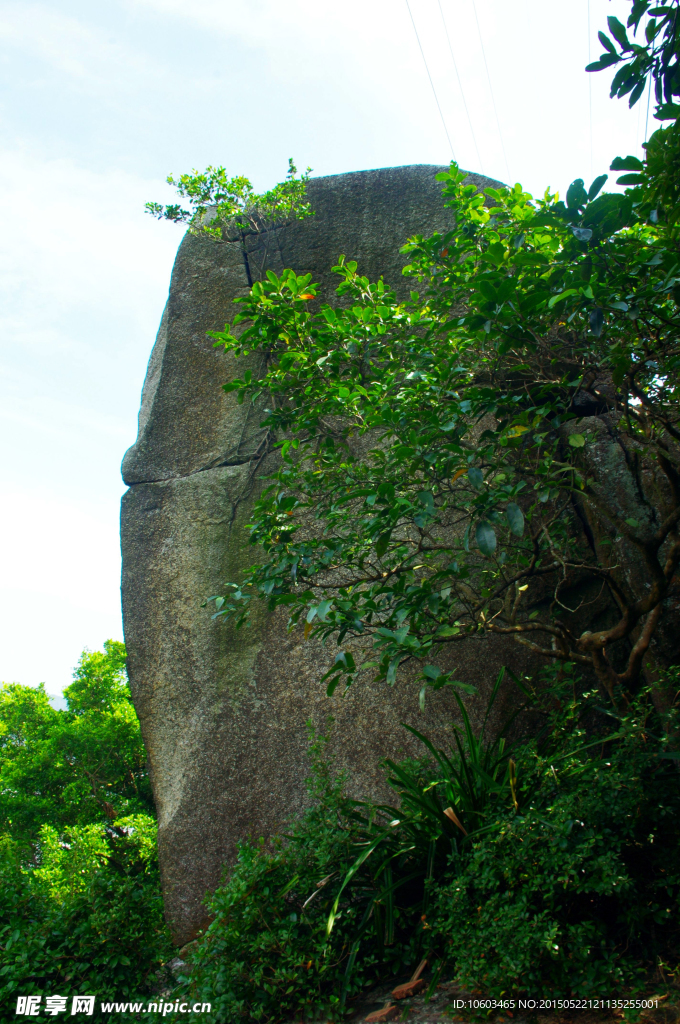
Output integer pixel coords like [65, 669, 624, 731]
[438, 0, 485, 173]
[588, 0, 593, 176]
[405, 0, 457, 160]
[470, 0, 511, 181]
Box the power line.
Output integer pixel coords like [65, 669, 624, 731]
[405, 0, 457, 160]
[438, 0, 485, 173]
[588, 0, 593, 177]
[470, 0, 511, 181]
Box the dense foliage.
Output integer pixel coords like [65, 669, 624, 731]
[431, 669, 680, 996]
[0, 641, 152, 846]
[146, 160, 314, 283]
[207, 159, 679, 711]
[588, 0, 680, 234]
[176, 668, 680, 1021]
[587, 0, 680, 121]
[0, 644, 171, 1021]
[180, 2, 680, 719]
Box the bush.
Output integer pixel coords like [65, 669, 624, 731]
[0, 816, 172, 1022]
[180, 728, 421, 1023]
[176, 672, 680, 1020]
[431, 691, 680, 995]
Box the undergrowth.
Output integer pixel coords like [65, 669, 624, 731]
[173, 666, 680, 1022]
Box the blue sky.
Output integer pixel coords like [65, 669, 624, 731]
[0, 0, 649, 699]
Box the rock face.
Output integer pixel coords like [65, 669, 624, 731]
[120, 165, 525, 946]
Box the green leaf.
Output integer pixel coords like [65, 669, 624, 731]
[566, 179, 588, 210]
[326, 675, 341, 697]
[655, 103, 680, 120]
[610, 155, 644, 170]
[452, 681, 478, 695]
[586, 53, 621, 70]
[628, 79, 646, 108]
[336, 651, 356, 672]
[624, 517, 639, 528]
[587, 174, 608, 200]
[468, 467, 484, 489]
[597, 30, 617, 54]
[616, 173, 644, 185]
[568, 433, 586, 448]
[376, 532, 391, 559]
[436, 625, 460, 637]
[423, 664, 442, 681]
[476, 521, 497, 557]
[506, 502, 525, 537]
[607, 16, 631, 50]
[417, 490, 435, 513]
[548, 289, 579, 308]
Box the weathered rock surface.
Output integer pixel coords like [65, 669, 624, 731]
[120, 164, 535, 946]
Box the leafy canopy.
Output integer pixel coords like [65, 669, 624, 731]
[0, 640, 152, 847]
[0, 642, 171, 1012]
[587, 0, 680, 121]
[207, 164, 679, 709]
[587, 0, 680, 232]
[146, 158, 313, 243]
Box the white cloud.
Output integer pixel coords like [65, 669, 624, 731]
[120, 0, 646, 193]
[0, 146, 179, 475]
[0, 486, 123, 692]
[0, 148, 179, 693]
[0, 2, 171, 93]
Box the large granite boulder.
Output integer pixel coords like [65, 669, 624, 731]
[120, 165, 531, 946]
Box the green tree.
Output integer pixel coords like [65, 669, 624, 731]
[205, 165, 678, 713]
[0, 643, 170, 1018]
[0, 641, 152, 848]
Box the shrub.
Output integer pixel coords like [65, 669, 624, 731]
[0, 815, 172, 1022]
[179, 729, 421, 1022]
[176, 672, 680, 1020]
[428, 670, 680, 996]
